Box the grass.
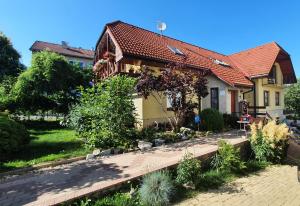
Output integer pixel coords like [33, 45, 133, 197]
[0, 121, 90, 172]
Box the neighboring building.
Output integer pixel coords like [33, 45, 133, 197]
[30, 41, 94, 69]
[93, 21, 297, 128]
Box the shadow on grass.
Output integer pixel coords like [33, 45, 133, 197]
[22, 120, 63, 131]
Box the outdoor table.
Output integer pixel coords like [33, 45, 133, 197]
[237, 120, 249, 137]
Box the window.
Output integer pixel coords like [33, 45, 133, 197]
[268, 65, 277, 84]
[275, 92, 280, 106]
[167, 45, 184, 55]
[264, 91, 270, 106]
[210, 88, 219, 110]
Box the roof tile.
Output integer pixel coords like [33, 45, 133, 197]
[107, 21, 253, 87]
[30, 41, 94, 59]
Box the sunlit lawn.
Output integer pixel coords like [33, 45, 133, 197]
[0, 124, 90, 172]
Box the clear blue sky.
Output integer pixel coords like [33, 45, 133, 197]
[1, 0, 299, 77]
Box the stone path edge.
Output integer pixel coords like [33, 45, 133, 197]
[0, 156, 86, 179]
[58, 140, 249, 206]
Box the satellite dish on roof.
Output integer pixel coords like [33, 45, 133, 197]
[157, 21, 167, 36]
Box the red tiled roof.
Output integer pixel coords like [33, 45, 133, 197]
[30, 41, 94, 59]
[229, 42, 280, 78]
[98, 21, 296, 86]
[105, 21, 253, 87]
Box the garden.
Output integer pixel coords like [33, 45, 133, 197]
[67, 118, 290, 206]
[0, 31, 297, 205]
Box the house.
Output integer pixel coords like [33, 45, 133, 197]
[30, 41, 94, 69]
[93, 21, 297, 128]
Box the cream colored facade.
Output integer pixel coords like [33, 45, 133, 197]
[244, 62, 285, 118]
[127, 64, 249, 128]
[64, 56, 93, 69]
[130, 61, 287, 128]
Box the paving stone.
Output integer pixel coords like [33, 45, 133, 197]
[176, 165, 300, 206]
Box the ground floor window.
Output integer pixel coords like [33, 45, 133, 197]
[211, 88, 219, 110]
[264, 90, 270, 106]
[275, 91, 280, 106]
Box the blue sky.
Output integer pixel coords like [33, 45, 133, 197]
[1, 0, 299, 77]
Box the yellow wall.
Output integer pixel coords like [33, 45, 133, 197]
[129, 64, 248, 128]
[244, 62, 285, 117]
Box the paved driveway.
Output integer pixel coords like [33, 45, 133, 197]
[0, 132, 245, 206]
[176, 165, 300, 206]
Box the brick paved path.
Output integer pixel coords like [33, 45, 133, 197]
[176, 165, 300, 206]
[0, 132, 245, 206]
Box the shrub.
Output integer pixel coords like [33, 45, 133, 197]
[94, 192, 139, 206]
[250, 121, 290, 162]
[176, 152, 201, 186]
[139, 171, 174, 206]
[67, 75, 137, 149]
[137, 127, 157, 142]
[0, 115, 30, 160]
[155, 132, 179, 144]
[223, 113, 239, 129]
[211, 140, 245, 173]
[197, 170, 229, 189]
[200, 108, 224, 131]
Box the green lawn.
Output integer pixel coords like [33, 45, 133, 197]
[0, 125, 90, 172]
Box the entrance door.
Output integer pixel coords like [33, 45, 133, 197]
[231, 90, 236, 113]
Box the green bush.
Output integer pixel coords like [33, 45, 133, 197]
[94, 193, 139, 206]
[137, 127, 157, 142]
[223, 113, 239, 129]
[200, 109, 224, 131]
[176, 152, 201, 186]
[139, 171, 174, 206]
[156, 132, 179, 143]
[68, 75, 137, 149]
[249, 121, 290, 163]
[211, 140, 245, 173]
[197, 170, 229, 189]
[0, 115, 30, 160]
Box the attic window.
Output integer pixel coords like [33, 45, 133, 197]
[167, 45, 184, 55]
[213, 59, 230, 67]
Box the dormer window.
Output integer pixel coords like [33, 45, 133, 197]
[167, 45, 184, 55]
[268, 65, 277, 84]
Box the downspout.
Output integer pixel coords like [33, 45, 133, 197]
[242, 82, 256, 117]
[251, 80, 257, 118]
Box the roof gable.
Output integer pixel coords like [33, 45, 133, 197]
[95, 21, 297, 86]
[229, 42, 280, 77]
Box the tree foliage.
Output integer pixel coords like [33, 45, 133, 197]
[0, 76, 17, 111]
[11, 51, 92, 114]
[0, 32, 24, 79]
[68, 75, 137, 149]
[0, 115, 30, 160]
[285, 79, 300, 117]
[136, 63, 209, 131]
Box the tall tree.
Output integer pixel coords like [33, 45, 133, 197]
[285, 79, 300, 117]
[12, 51, 92, 114]
[0, 32, 24, 79]
[136, 63, 209, 131]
